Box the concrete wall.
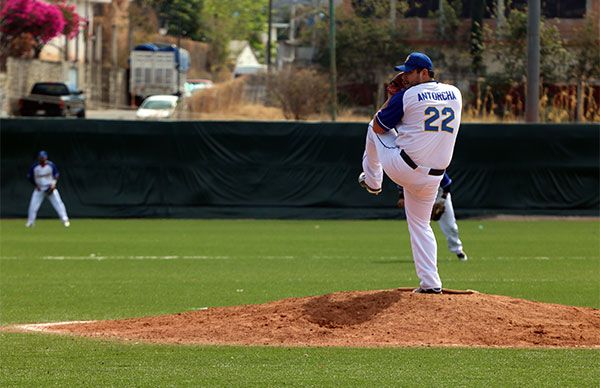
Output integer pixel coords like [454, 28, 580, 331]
[1, 58, 69, 115]
[1, 57, 129, 114]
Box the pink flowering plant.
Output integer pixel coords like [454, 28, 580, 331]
[0, 0, 83, 63]
[54, 0, 84, 39]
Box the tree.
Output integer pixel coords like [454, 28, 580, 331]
[313, 7, 408, 108]
[148, 0, 204, 40]
[54, 0, 84, 39]
[129, 0, 160, 39]
[1, 0, 65, 50]
[434, 0, 462, 40]
[492, 7, 571, 83]
[470, 0, 484, 75]
[569, 13, 600, 81]
[271, 68, 329, 120]
[201, 0, 268, 73]
[0, 0, 82, 69]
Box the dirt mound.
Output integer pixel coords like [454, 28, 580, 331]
[10, 289, 600, 348]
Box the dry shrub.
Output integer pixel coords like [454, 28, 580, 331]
[185, 103, 285, 121]
[188, 77, 247, 113]
[270, 68, 329, 120]
[463, 81, 600, 123]
[541, 84, 600, 123]
[584, 85, 600, 122]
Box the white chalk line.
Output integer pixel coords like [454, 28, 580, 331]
[10, 320, 96, 333]
[1, 255, 409, 261]
[472, 256, 593, 261]
[0, 255, 594, 261]
[41, 255, 232, 261]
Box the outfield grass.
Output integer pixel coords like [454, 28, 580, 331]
[1, 218, 599, 386]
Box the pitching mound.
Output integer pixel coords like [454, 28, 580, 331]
[8, 289, 600, 348]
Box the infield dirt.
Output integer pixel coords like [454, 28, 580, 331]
[7, 288, 600, 348]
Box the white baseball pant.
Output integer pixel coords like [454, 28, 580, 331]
[27, 189, 69, 224]
[362, 127, 443, 289]
[438, 193, 463, 254]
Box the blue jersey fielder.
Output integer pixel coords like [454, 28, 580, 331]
[28, 159, 59, 191]
[26, 150, 70, 228]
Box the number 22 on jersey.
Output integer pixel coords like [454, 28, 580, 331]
[424, 107, 455, 133]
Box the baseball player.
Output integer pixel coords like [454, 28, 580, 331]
[26, 150, 70, 227]
[397, 173, 468, 261]
[358, 52, 462, 294]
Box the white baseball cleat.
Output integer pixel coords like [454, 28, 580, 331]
[25, 221, 34, 228]
[63, 220, 70, 227]
[358, 172, 382, 195]
[456, 251, 468, 261]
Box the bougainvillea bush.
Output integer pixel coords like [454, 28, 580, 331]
[0, 0, 83, 61]
[54, 0, 84, 39]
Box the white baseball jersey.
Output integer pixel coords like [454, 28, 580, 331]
[375, 81, 462, 169]
[28, 161, 59, 190]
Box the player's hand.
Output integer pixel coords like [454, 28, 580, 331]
[431, 201, 446, 221]
[371, 119, 387, 134]
[386, 73, 404, 97]
[397, 198, 405, 209]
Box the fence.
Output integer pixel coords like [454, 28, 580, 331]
[1, 119, 598, 219]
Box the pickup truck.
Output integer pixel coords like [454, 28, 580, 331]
[18, 82, 86, 118]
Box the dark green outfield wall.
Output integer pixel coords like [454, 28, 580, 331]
[1, 118, 598, 219]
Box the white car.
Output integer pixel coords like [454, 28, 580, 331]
[136, 95, 179, 119]
[185, 79, 214, 95]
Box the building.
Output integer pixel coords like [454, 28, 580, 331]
[228, 40, 267, 77]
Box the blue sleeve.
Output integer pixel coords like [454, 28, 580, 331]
[27, 164, 36, 185]
[375, 90, 406, 131]
[440, 173, 452, 192]
[397, 184, 404, 198]
[49, 162, 60, 178]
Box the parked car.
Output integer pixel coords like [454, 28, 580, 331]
[136, 95, 179, 119]
[184, 79, 214, 95]
[18, 82, 85, 118]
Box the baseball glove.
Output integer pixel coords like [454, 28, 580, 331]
[431, 201, 445, 221]
[45, 186, 55, 195]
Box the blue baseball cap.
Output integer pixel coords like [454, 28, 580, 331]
[38, 150, 48, 158]
[394, 52, 433, 72]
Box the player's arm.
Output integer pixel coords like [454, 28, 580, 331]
[371, 116, 387, 134]
[27, 164, 38, 189]
[372, 91, 405, 135]
[440, 173, 452, 198]
[49, 162, 59, 190]
[396, 185, 405, 209]
[50, 162, 60, 180]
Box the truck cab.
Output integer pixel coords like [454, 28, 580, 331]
[129, 43, 190, 105]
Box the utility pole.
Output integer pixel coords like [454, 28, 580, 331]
[111, 24, 117, 68]
[111, 24, 118, 107]
[84, 0, 90, 64]
[328, 0, 337, 121]
[438, 0, 445, 36]
[267, 0, 273, 72]
[390, 0, 396, 26]
[177, 28, 181, 97]
[525, 0, 540, 123]
[496, 0, 506, 33]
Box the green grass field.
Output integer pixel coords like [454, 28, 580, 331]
[1, 218, 599, 387]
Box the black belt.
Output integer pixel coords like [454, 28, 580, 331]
[400, 149, 445, 176]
